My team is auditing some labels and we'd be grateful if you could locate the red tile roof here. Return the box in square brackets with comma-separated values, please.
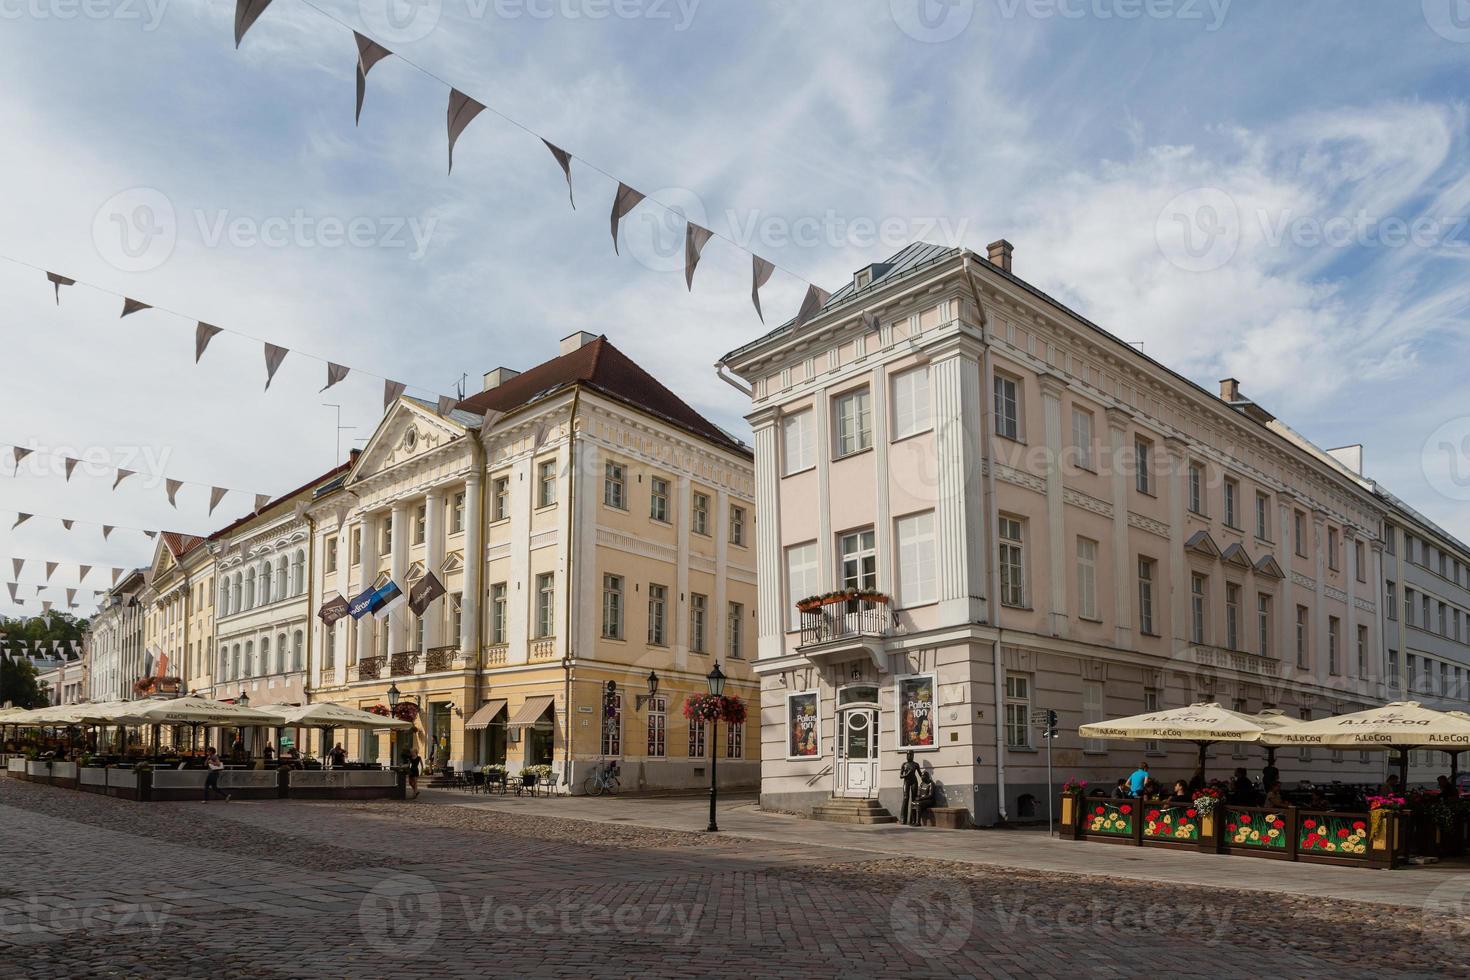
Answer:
[455, 336, 747, 455]
[160, 532, 206, 559]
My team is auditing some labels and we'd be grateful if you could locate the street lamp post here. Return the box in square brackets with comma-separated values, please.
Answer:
[705, 662, 726, 833]
[387, 683, 401, 768]
[237, 690, 250, 759]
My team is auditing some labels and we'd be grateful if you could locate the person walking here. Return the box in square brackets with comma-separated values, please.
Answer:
[203, 747, 230, 803]
[408, 750, 423, 799]
[1126, 762, 1149, 798]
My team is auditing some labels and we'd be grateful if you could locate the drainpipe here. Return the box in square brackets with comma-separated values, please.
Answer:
[304, 512, 315, 709]
[561, 389, 582, 788]
[964, 253, 1008, 824]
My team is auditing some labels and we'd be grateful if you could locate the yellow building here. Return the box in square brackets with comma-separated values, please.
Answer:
[140, 533, 212, 700]
[308, 333, 758, 791]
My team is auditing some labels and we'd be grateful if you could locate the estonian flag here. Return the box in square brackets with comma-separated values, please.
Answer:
[348, 587, 378, 621]
[371, 580, 407, 620]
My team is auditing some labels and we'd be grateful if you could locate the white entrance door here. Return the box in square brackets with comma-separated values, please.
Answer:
[837, 708, 878, 798]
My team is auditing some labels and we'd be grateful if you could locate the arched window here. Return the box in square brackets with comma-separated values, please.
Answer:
[261, 562, 272, 604]
[276, 557, 288, 602]
[292, 630, 304, 671]
[260, 637, 270, 675]
[231, 644, 241, 680]
[243, 569, 256, 611]
[244, 640, 254, 676]
[218, 648, 228, 679]
[219, 580, 230, 615]
[276, 633, 287, 674]
[292, 550, 306, 596]
[231, 575, 242, 615]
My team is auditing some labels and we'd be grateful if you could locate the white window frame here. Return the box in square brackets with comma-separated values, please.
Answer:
[782, 410, 816, 475]
[649, 477, 669, 523]
[994, 373, 1021, 440]
[1004, 673, 1032, 750]
[833, 387, 873, 458]
[1076, 537, 1098, 620]
[602, 574, 623, 640]
[1070, 406, 1094, 471]
[895, 511, 936, 608]
[999, 515, 1026, 608]
[603, 462, 627, 510]
[534, 573, 555, 638]
[785, 542, 819, 630]
[648, 584, 668, 646]
[537, 459, 557, 508]
[890, 365, 931, 440]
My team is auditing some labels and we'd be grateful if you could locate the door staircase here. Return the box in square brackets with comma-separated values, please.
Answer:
[810, 796, 897, 825]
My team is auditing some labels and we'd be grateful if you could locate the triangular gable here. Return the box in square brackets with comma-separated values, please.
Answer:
[406, 561, 426, 582]
[1220, 542, 1253, 569]
[373, 571, 392, 589]
[147, 538, 174, 581]
[348, 399, 470, 486]
[440, 552, 464, 575]
[1184, 530, 1221, 558]
[1253, 554, 1285, 579]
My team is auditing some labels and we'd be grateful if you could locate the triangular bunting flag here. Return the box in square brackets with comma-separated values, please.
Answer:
[263, 342, 289, 390]
[41, 600, 52, 613]
[64, 456, 78, 481]
[102, 525, 114, 541]
[113, 468, 135, 491]
[543, 140, 575, 209]
[384, 380, 406, 410]
[144, 530, 156, 539]
[11, 559, 22, 578]
[112, 568, 123, 585]
[794, 284, 832, 329]
[321, 362, 349, 392]
[5, 584, 14, 603]
[234, 0, 273, 48]
[437, 395, 457, 417]
[684, 222, 713, 291]
[79, 565, 91, 581]
[121, 297, 151, 317]
[61, 519, 73, 531]
[254, 493, 271, 513]
[11, 513, 30, 530]
[751, 255, 775, 323]
[166, 478, 183, 508]
[209, 487, 229, 515]
[610, 183, 646, 255]
[45, 562, 57, 582]
[12, 446, 32, 474]
[195, 322, 223, 363]
[46, 271, 75, 304]
[66, 588, 76, 607]
[447, 89, 486, 174]
[354, 32, 393, 125]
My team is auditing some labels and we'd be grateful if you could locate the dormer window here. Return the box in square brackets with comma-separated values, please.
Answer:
[854, 269, 872, 289]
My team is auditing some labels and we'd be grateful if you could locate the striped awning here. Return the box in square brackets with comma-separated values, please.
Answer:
[507, 695, 555, 728]
[464, 699, 508, 731]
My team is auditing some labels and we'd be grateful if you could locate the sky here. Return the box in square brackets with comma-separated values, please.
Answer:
[3, 0, 1470, 619]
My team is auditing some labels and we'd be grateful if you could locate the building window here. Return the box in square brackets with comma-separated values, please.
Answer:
[1294, 511, 1307, 557]
[1071, 407, 1094, 471]
[1138, 558, 1156, 635]
[450, 492, 465, 534]
[728, 602, 744, 659]
[994, 373, 1020, 440]
[1357, 624, 1367, 676]
[1224, 478, 1239, 528]
[729, 505, 746, 547]
[648, 584, 668, 646]
[1143, 688, 1160, 753]
[785, 542, 819, 630]
[1354, 539, 1366, 583]
[890, 365, 931, 439]
[1135, 438, 1152, 494]
[324, 623, 336, 670]
[690, 593, 708, 653]
[535, 573, 555, 638]
[1386, 581, 1397, 621]
[450, 591, 463, 643]
[999, 516, 1026, 608]
[895, 511, 936, 607]
[492, 477, 510, 522]
[293, 631, 303, 671]
[1188, 462, 1204, 515]
[1251, 593, 1269, 657]
[602, 575, 623, 640]
[1299, 708, 1313, 763]
[603, 462, 626, 510]
[1076, 537, 1098, 620]
[537, 460, 557, 507]
[1255, 492, 1270, 540]
[1226, 582, 1241, 651]
[692, 492, 710, 536]
[1405, 587, 1415, 626]
[489, 585, 505, 644]
[726, 721, 743, 759]
[1327, 527, 1340, 571]
[1385, 527, 1396, 555]
[1082, 680, 1105, 753]
[1004, 673, 1031, 749]
[381, 515, 393, 555]
[1389, 649, 1399, 689]
[1295, 605, 1309, 668]
[602, 692, 622, 757]
[833, 388, 873, 457]
[413, 504, 426, 545]
[782, 410, 816, 475]
[325, 538, 338, 574]
[688, 718, 707, 758]
[649, 477, 669, 522]
[839, 528, 877, 593]
[1190, 574, 1208, 644]
[646, 696, 666, 757]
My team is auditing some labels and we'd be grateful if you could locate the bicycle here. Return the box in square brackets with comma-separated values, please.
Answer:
[583, 762, 620, 797]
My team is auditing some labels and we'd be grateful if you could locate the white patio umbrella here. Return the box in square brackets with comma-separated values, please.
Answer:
[1261, 701, 1470, 788]
[109, 695, 284, 726]
[253, 702, 411, 762]
[1080, 701, 1289, 770]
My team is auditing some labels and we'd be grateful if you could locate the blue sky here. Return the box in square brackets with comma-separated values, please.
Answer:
[3, 0, 1470, 616]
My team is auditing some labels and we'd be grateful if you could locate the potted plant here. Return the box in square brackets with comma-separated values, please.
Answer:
[518, 766, 538, 790]
[1059, 778, 1087, 836]
[1367, 794, 1408, 867]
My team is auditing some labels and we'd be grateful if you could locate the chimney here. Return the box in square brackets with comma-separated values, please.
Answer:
[1218, 378, 1241, 402]
[560, 331, 598, 356]
[986, 239, 1014, 273]
[482, 367, 520, 391]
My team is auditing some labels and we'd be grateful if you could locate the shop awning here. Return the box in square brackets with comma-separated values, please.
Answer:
[465, 699, 508, 731]
[507, 695, 555, 728]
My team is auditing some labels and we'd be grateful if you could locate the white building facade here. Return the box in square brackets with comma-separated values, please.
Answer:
[87, 569, 148, 702]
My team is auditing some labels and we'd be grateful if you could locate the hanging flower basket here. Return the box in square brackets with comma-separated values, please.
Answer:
[365, 704, 391, 717]
[393, 702, 420, 723]
[683, 694, 747, 725]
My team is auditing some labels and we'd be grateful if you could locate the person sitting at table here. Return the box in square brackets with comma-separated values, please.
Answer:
[1126, 762, 1150, 798]
[1112, 777, 1130, 799]
[1379, 774, 1401, 797]
[1227, 767, 1258, 805]
[1169, 780, 1191, 803]
[1264, 781, 1288, 809]
[1438, 774, 1460, 799]
[329, 743, 347, 768]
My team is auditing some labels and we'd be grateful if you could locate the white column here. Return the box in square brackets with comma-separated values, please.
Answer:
[356, 515, 378, 666]
[753, 417, 784, 661]
[389, 500, 409, 656]
[1039, 374, 1068, 638]
[1165, 437, 1188, 646]
[1107, 409, 1133, 648]
[930, 346, 986, 625]
[814, 391, 834, 591]
[1313, 512, 1328, 687]
[714, 487, 730, 661]
[1278, 501, 1295, 670]
[675, 474, 692, 671]
[424, 490, 444, 650]
[461, 471, 483, 658]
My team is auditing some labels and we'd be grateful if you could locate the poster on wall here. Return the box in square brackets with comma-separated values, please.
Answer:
[788, 692, 819, 758]
[898, 674, 936, 748]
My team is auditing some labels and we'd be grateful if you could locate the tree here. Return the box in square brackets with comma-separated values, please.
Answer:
[0, 656, 47, 709]
[0, 613, 90, 709]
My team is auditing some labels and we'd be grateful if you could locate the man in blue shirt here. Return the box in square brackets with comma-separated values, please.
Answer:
[1127, 763, 1150, 797]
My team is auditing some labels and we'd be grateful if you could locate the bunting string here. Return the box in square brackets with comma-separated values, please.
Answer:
[3, 510, 187, 541]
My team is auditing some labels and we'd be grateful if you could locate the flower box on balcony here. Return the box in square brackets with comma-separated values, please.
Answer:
[795, 590, 890, 613]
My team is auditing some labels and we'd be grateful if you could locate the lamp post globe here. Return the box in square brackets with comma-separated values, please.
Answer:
[647, 670, 659, 697]
[706, 662, 726, 697]
[387, 683, 401, 709]
[237, 690, 249, 708]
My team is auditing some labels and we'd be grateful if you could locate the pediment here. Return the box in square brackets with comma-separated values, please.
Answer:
[1220, 542, 1253, 569]
[406, 561, 426, 582]
[441, 552, 464, 574]
[148, 540, 174, 580]
[1253, 554, 1285, 579]
[1184, 530, 1221, 558]
[349, 400, 469, 484]
[373, 571, 392, 589]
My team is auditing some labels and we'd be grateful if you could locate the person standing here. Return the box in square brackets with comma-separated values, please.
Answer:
[203, 747, 230, 803]
[1126, 762, 1149, 797]
[898, 751, 920, 824]
[408, 750, 423, 799]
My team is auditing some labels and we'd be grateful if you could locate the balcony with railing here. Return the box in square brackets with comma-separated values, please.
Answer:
[355, 656, 384, 681]
[795, 591, 893, 672]
[424, 646, 458, 673]
[1186, 643, 1281, 677]
[530, 638, 558, 662]
[484, 643, 509, 668]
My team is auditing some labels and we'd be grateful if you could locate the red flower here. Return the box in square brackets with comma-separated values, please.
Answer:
[1240, 814, 1251, 824]
[1119, 804, 1132, 814]
[1095, 806, 1105, 815]
[1147, 810, 1161, 820]
[1273, 820, 1285, 830]
[1186, 808, 1197, 818]
[1352, 821, 1365, 831]
[1337, 828, 1350, 839]
[1303, 819, 1316, 829]
[1226, 823, 1237, 832]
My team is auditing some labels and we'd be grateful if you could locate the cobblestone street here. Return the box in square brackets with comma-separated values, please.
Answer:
[0, 778, 1463, 978]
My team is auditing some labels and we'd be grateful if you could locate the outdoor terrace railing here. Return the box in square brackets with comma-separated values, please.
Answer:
[424, 646, 458, 673]
[484, 644, 509, 667]
[797, 598, 892, 649]
[355, 656, 384, 681]
[389, 651, 419, 676]
[530, 639, 557, 661]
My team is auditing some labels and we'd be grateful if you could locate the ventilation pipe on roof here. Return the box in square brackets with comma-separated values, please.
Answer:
[986, 239, 1014, 273]
[560, 331, 598, 356]
[483, 367, 520, 391]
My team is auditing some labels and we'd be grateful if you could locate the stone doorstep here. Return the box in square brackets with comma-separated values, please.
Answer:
[809, 797, 897, 825]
